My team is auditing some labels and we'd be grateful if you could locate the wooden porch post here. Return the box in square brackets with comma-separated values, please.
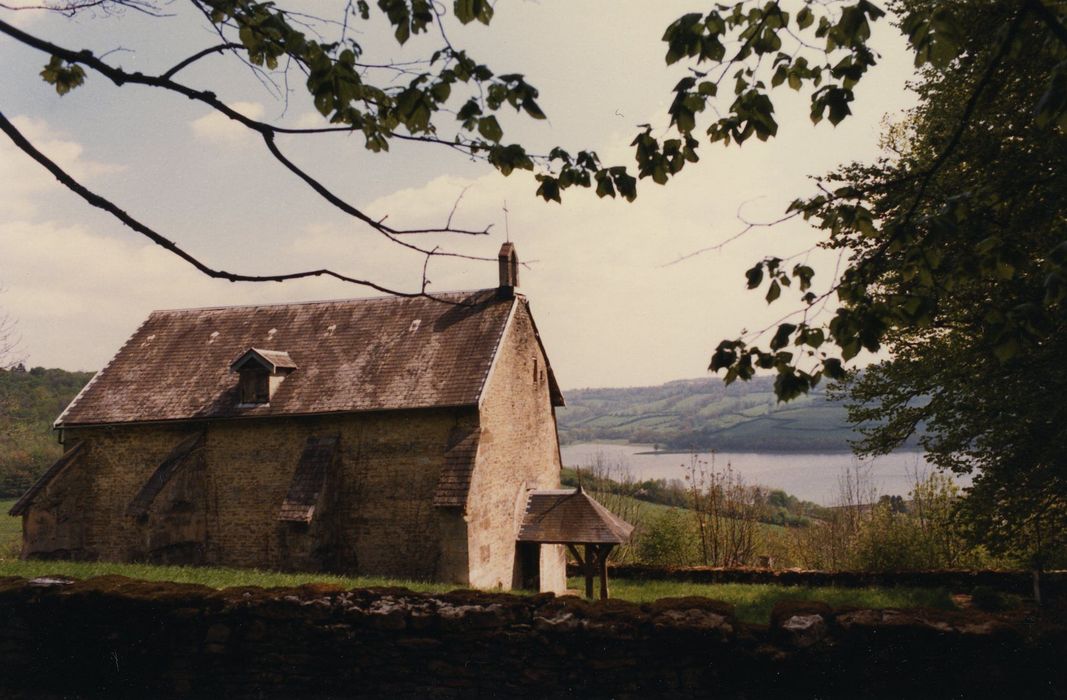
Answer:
[598, 544, 614, 600]
[583, 543, 595, 599]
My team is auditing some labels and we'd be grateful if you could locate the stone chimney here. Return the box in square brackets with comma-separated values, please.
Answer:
[498, 242, 519, 297]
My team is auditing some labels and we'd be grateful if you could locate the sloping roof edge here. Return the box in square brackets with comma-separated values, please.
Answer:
[126, 432, 206, 518]
[278, 435, 340, 523]
[517, 488, 634, 545]
[475, 295, 519, 410]
[520, 297, 565, 407]
[475, 295, 564, 409]
[432, 425, 481, 508]
[54, 316, 151, 428]
[9, 440, 86, 516]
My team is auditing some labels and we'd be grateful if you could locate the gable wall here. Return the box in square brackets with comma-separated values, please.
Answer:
[48, 407, 476, 581]
[466, 301, 566, 592]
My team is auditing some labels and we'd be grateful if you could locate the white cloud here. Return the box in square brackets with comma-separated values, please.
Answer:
[0, 218, 364, 370]
[190, 101, 266, 144]
[0, 116, 122, 219]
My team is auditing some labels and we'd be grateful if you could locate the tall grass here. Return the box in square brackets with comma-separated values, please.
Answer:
[573, 578, 955, 624]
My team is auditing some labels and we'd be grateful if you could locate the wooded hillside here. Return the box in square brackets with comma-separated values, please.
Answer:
[0, 366, 94, 497]
[557, 376, 916, 452]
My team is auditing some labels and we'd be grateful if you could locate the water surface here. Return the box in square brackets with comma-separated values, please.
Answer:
[560, 443, 972, 506]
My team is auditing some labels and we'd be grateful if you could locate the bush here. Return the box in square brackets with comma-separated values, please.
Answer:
[636, 509, 699, 567]
[968, 586, 1022, 612]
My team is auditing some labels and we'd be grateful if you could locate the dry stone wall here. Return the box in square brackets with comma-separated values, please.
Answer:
[0, 575, 1063, 699]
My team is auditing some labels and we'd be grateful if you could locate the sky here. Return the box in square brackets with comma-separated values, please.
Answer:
[0, 1, 917, 390]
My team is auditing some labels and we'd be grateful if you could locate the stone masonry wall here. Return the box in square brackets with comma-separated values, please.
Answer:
[46, 408, 478, 581]
[468, 299, 566, 592]
[0, 575, 1063, 699]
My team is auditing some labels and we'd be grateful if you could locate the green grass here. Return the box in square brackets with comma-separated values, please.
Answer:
[0, 558, 460, 593]
[2, 497, 952, 624]
[580, 578, 956, 624]
[1, 499, 19, 560]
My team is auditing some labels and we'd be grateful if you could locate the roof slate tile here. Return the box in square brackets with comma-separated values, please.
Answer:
[58, 289, 515, 426]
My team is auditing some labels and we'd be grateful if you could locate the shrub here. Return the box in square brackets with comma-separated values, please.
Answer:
[636, 509, 699, 567]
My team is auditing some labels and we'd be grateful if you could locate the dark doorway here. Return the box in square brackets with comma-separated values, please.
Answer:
[515, 542, 540, 591]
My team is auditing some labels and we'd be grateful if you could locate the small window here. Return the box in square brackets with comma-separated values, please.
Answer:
[239, 368, 270, 404]
[533, 358, 539, 384]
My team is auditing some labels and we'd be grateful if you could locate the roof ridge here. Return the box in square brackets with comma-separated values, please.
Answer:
[149, 288, 497, 315]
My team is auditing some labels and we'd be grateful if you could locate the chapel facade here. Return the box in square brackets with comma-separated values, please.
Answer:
[11, 244, 570, 592]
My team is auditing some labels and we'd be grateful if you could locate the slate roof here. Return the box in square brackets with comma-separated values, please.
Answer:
[517, 488, 635, 545]
[57, 289, 561, 427]
[278, 435, 339, 523]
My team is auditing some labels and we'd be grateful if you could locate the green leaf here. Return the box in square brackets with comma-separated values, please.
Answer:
[822, 357, 846, 380]
[745, 263, 764, 289]
[477, 115, 503, 142]
[770, 323, 797, 350]
[40, 55, 86, 96]
[765, 279, 781, 303]
[454, 0, 493, 25]
[709, 341, 738, 371]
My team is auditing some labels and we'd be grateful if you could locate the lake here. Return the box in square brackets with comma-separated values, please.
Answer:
[559, 443, 972, 506]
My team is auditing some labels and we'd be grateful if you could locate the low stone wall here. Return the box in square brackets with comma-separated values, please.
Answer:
[574, 563, 1067, 596]
[0, 575, 1063, 698]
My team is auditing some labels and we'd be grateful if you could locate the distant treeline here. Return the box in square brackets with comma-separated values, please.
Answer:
[560, 466, 831, 529]
[0, 366, 94, 498]
[557, 376, 921, 452]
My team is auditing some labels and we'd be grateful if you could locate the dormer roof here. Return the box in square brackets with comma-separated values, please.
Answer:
[230, 348, 298, 373]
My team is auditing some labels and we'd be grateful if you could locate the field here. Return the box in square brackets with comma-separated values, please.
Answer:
[0, 499, 18, 559]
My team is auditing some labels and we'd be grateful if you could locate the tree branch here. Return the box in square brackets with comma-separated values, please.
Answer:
[0, 0, 171, 17]
[0, 107, 434, 298]
[161, 42, 242, 79]
[0, 17, 496, 257]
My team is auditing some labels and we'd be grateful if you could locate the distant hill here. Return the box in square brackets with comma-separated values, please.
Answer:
[556, 376, 903, 453]
[0, 366, 94, 497]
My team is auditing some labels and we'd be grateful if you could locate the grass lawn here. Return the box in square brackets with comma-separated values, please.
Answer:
[584, 578, 956, 624]
[2, 497, 954, 623]
[1, 499, 19, 560]
[0, 557, 459, 593]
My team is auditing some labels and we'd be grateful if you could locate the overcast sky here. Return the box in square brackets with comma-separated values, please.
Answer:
[0, 2, 916, 389]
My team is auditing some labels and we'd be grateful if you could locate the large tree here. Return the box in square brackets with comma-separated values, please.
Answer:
[643, 0, 1067, 576]
[833, 0, 1067, 573]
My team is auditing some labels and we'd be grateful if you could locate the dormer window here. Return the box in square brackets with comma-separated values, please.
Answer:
[230, 348, 297, 405]
[240, 367, 270, 404]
